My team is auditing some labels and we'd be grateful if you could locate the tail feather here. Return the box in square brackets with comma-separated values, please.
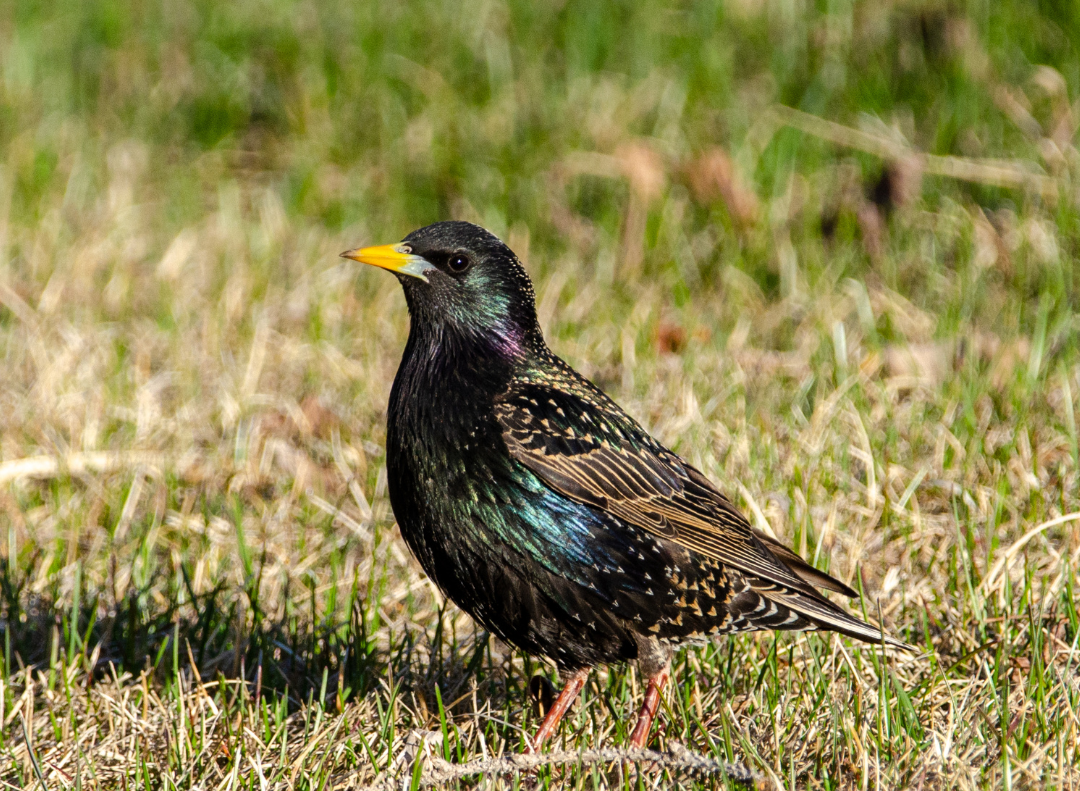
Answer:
[765, 585, 912, 650]
[750, 529, 910, 650]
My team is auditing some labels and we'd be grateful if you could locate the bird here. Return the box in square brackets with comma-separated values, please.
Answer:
[341, 221, 906, 751]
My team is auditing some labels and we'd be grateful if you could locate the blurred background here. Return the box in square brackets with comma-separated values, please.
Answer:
[1, 1, 1078, 788]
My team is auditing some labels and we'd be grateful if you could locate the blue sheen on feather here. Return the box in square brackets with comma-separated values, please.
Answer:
[455, 465, 634, 603]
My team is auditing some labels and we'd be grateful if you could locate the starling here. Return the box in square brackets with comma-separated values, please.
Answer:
[342, 222, 906, 750]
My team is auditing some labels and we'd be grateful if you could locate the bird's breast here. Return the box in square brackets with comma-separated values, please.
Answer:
[385, 341, 517, 546]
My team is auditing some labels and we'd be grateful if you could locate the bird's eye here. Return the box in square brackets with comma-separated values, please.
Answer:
[447, 254, 471, 273]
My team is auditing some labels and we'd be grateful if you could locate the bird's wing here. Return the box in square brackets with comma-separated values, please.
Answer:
[751, 528, 858, 597]
[495, 374, 855, 600]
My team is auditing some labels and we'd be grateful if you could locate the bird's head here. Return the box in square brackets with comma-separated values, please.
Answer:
[343, 221, 540, 356]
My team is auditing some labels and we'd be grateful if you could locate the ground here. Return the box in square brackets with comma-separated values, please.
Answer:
[1, 1, 1079, 788]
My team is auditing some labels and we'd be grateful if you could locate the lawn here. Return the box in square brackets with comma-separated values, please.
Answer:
[1, 0, 1079, 788]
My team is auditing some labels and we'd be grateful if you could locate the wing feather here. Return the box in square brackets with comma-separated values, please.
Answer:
[495, 379, 849, 601]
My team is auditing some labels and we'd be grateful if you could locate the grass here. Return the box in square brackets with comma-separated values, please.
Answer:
[1, 0, 1079, 787]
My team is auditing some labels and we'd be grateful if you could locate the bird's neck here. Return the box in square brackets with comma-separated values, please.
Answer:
[405, 312, 543, 388]
[390, 317, 531, 426]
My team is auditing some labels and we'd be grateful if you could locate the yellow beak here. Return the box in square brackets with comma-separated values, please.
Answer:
[340, 243, 436, 281]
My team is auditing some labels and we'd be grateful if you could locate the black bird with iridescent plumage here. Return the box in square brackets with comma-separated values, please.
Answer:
[342, 222, 906, 750]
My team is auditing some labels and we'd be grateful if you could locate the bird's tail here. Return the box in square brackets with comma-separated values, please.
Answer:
[764, 584, 913, 651]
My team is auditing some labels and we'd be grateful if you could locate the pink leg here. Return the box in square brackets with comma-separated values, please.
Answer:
[628, 664, 670, 748]
[526, 668, 590, 753]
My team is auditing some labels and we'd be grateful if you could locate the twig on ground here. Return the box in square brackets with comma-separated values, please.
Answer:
[341, 744, 758, 790]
